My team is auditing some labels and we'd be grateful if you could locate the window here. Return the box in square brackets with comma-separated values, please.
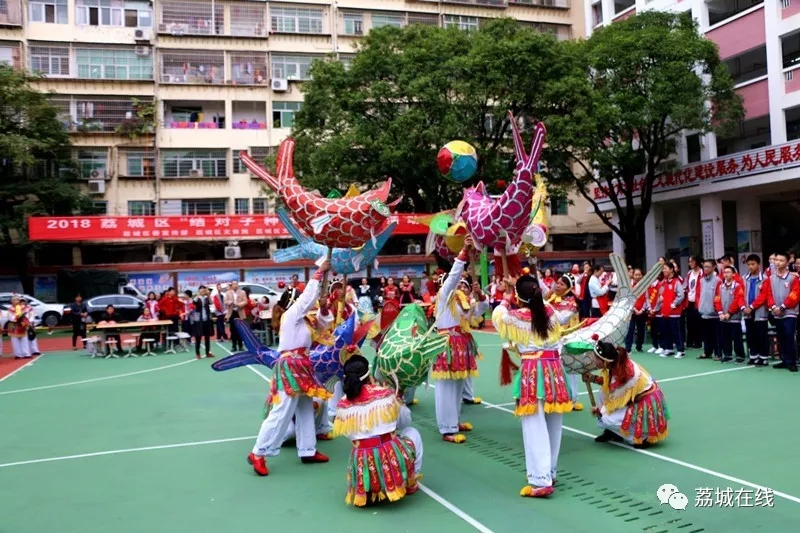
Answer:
[270, 6, 324, 34]
[271, 55, 313, 80]
[231, 2, 266, 36]
[550, 196, 568, 216]
[230, 53, 268, 84]
[128, 200, 155, 216]
[76, 0, 122, 27]
[272, 102, 302, 129]
[162, 149, 227, 178]
[0, 45, 20, 69]
[407, 13, 438, 26]
[253, 198, 268, 214]
[28, 44, 69, 76]
[181, 199, 227, 215]
[372, 13, 403, 29]
[126, 151, 154, 177]
[125, 1, 151, 27]
[76, 47, 153, 80]
[77, 150, 108, 179]
[343, 13, 363, 35]
[29, 0, 68, 24]
[235, 198, 250, 215]
[339, 54, 354, 70]
[686, 134, 702, 164]
[443, 15, 479, 31]
[89, 201, 108, 215]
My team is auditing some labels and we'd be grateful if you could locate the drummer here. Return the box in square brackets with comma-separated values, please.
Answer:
[587, 340, 670, 448]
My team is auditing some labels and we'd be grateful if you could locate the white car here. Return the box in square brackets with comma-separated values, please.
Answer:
[0, 293, 65, 328]
[210, 283, 283, 313]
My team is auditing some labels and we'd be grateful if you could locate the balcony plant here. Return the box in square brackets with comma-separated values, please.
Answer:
[115, 98, 157, 140]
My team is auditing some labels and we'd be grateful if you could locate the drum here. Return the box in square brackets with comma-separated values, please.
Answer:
[559, 351, 599, 375]
[375, 304, 448, 391]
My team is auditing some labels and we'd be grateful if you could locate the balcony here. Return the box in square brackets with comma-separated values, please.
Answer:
[737, 77, 768, 120]
[437, 0, 508, 7]
[231, 101, 267, 130]
[51, 95, 153, 134]
[0, 0, 22, 26]
[158, 0, 224, 36]
[0, 42, 21, 69]
[706, 0, 764, 28]
[717, 115, 770, 156]
[160, 50, 224, 84]
[229, 52, 269, 85]
[725, 46, 767, 86]
[706, 4, 764, 59]
[781, 0, 800, 20]
[509, 0, 570, 8]
[163, 100, 225, 130]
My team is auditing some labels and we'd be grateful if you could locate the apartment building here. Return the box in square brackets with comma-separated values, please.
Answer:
[1, 0, 596, 265]
[587, 0, 800, 270]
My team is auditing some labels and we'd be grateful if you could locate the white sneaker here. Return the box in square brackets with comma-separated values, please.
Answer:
[655, 348, 664, 355]
[660, 350, 673, 357]
[647, 347, 657, 353]
[674, 352, 685, 359]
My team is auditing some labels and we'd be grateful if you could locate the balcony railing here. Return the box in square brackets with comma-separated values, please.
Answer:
[160, 50, 224, 84]
[50, 96, 154, 133]
[0, 0, 22, 26]
[158, 0, 225, 36]
[510, 0, 570, 8]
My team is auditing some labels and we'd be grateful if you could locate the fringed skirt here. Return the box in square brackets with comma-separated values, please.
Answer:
[513, 352, 574, 416]
[270, 350, 332, 405]
[346, 433, 418, 507]
[431, 327, 480, 380]
[616, 385, 669, 444]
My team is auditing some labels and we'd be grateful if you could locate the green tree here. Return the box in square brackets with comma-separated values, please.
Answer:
[0, 66, 89, 267]
[292, 19, 563, 212]
[541, 11, 744, 265]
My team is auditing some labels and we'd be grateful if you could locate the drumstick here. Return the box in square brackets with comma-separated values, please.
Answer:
[320, 248, 333, 299]
[583, 373, 598, 409]
[499, 230, 509, 278]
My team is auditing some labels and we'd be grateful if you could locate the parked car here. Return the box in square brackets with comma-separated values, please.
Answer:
[119, 283, 147, 301]
[0, 293, 65, 328]
[85, 294, 144, 323]
[0, 303, 43, 333]
[210, 283, 282, 313]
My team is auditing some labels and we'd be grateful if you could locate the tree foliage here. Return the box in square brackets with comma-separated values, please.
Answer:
[292, 19, 566, 212]
[541, 11, 744, 264]
[0, 66, 89, 255]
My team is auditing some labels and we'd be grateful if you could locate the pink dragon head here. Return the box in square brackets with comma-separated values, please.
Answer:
[456, 112, 546, 251]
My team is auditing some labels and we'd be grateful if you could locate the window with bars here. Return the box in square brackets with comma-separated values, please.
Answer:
[29, 0, 68, 24]
[549, 196, 568, 216]
[519, 20, 571, 40]
[270, 6, 324, 34]
[272, 102, 302, 129]
[407, 13, 438, 26]
[233, 147, 269, 173]
[231, 2, 266, 36]
[76, 47, 153, 80]
[342, 13, 363, 35]
[29, 44, 70, 76]
[125, 151, 154, 177]
[159, 0, 223, 35]
[230, 53, 269, 85]
[372, 13, 403, 29]
[234, 198, 250, 215]
[160, 50, 224, 84]
[75, 97, 146, 132]
[0, 44, 21, 69]
[76, 0, 151, 28]
[271, 55, 313, 80]
[77, 150, 108, 178]
[89, 201, 108, 215]
[339, 53, 355, 70]
[128, 200, 155, 215]
[162, 149, 227, 178]
[181, 199, 227, 215]
[0, 0, 22, 25]
[252, 198, 269, 214]
[443, 15, 479, 31]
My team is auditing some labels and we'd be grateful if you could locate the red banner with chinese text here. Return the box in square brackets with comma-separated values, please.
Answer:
[28, 214, 430, 242]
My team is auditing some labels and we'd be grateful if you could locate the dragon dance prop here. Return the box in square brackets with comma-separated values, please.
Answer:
[211, 313, 375, 391]
[374, 304, 448, 392]
[414, 211, 458, 261]
[560, 254, 662, 375]
[517, 172, 550, 259]
[272, 208, 396, 275]
[240, 138, 402, 249]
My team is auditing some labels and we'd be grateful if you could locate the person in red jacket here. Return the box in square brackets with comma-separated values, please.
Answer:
[657, 262, 685, 358]
[158, 287, 182, 338]
[624, 268, 647, 353]
[714, 265, 745, 363]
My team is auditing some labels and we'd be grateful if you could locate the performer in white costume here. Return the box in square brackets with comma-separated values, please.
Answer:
[247, 261, 334, 476]
[462, 377, 481, 404]
[432, 237, 490, 443]
[493, 273, 573, 498]
[546, 274, 584, 411]
[284, 398, 333, 443]
[334, 354, 423, 507]
[24, 301, 41, 356]
[8, 296, 31, 359]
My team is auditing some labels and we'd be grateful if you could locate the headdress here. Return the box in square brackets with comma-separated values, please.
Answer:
[560, 273, 576, 289]
[343, 354, 370, 381]
[593, 337, 617, 363]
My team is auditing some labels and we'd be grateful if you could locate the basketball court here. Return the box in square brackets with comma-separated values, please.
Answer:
[1, 330, 798, 532]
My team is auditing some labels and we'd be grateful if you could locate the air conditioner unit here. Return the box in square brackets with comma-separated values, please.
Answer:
[88, 179, 106, 194]
[162, 74, 173, 83]
[224, 246, 242, 259]
[134, 29, 152, 41]
[271, 78, 288, 92]
[89, 169, 107, 180]
[188, 168, 204, 178]
[152, 254, 170, 263]
[158, 24, 168, 32]
[135, 45, 151, 56]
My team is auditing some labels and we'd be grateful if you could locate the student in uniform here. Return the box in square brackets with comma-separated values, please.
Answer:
[742, 255, 769, 366]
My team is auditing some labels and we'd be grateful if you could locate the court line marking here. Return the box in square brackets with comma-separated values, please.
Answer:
[0, 358, 196, 396]
[216, 342, 496, 533]
[480, 400, 800, 506]
[574, 365, 754, 397]
[0, 355, 43, 383]
[0, 436, 255, 469]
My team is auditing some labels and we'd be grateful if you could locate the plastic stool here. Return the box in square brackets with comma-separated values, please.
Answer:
[104, 339, 119, 359]
[142, 338, 155, 356]
[164, 336, 179, 354]
[176, 332, 192, 352]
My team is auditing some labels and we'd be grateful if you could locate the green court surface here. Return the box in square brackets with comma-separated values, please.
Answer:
[1, 331, 799, 532]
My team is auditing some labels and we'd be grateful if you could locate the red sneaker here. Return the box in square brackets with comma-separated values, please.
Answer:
[247, 453, 269, 476]
[301, 451, 329, 464]
[206, 352, 214, 358]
